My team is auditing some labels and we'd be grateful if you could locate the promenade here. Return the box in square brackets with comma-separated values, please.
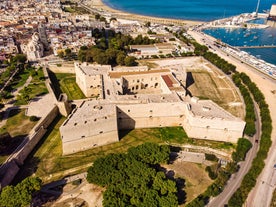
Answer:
[237, 45, 276, 49]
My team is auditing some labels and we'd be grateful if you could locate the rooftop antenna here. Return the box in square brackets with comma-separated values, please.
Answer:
[255, 0, 261, 17]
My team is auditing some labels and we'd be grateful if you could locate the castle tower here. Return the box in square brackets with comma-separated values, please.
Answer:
[38, 24, 48, 50]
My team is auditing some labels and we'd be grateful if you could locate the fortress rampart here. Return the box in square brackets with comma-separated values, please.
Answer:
[0, 106, 59, 188]
[58, 62, 246, 155]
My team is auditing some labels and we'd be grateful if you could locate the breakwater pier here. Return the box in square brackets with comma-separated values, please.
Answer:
[237, 45, 276, 49]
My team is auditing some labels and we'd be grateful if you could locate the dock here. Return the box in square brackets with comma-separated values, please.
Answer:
[237, 45, 276, 49]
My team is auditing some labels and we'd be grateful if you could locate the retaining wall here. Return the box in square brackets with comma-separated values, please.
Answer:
[0, 106, 59, 189]
[48, 64, 75, 74]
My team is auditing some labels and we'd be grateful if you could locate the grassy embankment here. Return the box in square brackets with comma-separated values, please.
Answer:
[55, 73, 85, 100]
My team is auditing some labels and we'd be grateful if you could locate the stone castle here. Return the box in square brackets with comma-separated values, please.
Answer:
[59, 62, 245, 155]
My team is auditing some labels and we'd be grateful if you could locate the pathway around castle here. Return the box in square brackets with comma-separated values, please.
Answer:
[207, 101, 261, 207]
[188, 29, 276, 206]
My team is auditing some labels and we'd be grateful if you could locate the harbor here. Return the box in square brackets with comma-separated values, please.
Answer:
[196, 10, 276, 79]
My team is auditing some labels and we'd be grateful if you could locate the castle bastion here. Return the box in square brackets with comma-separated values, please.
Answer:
[59, 62, 245, 155]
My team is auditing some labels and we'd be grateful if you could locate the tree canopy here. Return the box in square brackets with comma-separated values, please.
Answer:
[0, 177, 42, 207]
[78, 30, 159, 66]
[87, 143, 178, 207]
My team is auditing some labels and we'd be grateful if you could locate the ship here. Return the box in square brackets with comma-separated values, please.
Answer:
[267, 4, 276, 27]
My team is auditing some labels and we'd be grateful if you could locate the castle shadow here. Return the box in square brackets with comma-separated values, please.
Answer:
[185, 72, 195, 97]
[0, 133, 26, 157]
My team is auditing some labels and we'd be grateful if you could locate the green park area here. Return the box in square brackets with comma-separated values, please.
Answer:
[15, 68, 48, 105]
[54, 73, 85, 100]
[0, 109, 37, 136]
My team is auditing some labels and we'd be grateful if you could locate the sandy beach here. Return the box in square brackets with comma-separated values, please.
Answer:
[83, 0, 203, 26]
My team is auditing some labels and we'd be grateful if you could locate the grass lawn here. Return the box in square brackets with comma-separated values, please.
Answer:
[187, 69, 244, 119]
[0, 155, 8, 165]
[14, 68, 48, 105]
[55, 73, 85, 100]
[0, 109, 37, 137]
[163, 162, 213, 205]
[15, 82, 48, 105]
[10, 70, 30, 89]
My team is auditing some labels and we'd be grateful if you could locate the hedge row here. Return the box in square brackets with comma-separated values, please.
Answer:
[232, 73, 256, 136]
[203, 51, 236, 74]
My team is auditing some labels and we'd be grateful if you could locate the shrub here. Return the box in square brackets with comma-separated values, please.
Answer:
[205, 153, 219, 162]
[29, 116, 40, 122]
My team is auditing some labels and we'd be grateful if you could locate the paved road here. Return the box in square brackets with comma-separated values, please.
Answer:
[208, 101, 261, 207]
[246, 134, 276, 207]
[0, 67, 19, 93]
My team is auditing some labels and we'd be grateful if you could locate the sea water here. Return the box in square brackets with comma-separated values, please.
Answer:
[103, 0, 276, 65]
[203, 27, 276, 65]
[103, 0, 275, 21]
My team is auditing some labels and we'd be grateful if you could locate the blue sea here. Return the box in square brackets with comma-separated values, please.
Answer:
[103, 0, 275, 21]
[103, 0, 276, 65]
[203, 26, 276, 65]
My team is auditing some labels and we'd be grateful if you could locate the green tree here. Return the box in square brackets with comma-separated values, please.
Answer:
[124, 56, 137, 66]
[87, 143, 178, 207]
[116, 52, 126, 65]
[95, 13, 100, 20]
[64, 48, 72, 57]
[145, 21, 151, 27]
[78, 49, 87, 62]
[0, 177, 42, 207]
[57, 50, 64, 58]
[94, 52, 109, 65]
[13, 54, 27, 64]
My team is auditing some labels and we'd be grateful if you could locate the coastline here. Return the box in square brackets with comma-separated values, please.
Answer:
[84, 0, 204, 26]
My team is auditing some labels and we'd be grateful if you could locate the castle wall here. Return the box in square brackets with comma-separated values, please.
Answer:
[75, 64, 102, 97]
[60, 102, 119, 155]
[0, 106, 59, 188]
[118, 116, 183, 129]
[60, 115, 117, 141]
[117, 102, 185, 129]
[48, 64, 75, 73]
[15, 106, 59, 165]
[160, 76, 172, 94]
[183, 113, 245, 143]
[62, 130, 118, 155]
[122, 73, 162, 94]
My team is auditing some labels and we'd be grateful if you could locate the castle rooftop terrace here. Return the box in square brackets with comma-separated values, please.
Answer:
[115, 92, 180, 103]
[62, 100, 116, 127]
[78, 63, 112, 75]
[109, 69, 170, 79]
[188, 99, 239, 120]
